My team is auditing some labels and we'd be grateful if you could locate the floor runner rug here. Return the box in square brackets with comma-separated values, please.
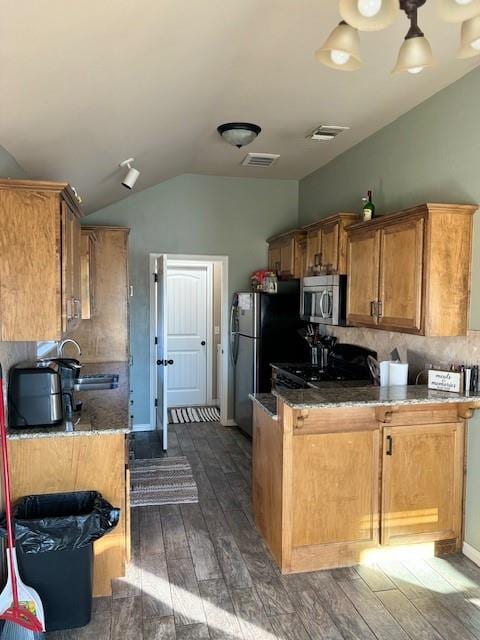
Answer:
[130, 456, 198, 507]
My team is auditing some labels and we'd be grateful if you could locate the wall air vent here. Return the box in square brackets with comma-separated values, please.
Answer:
[241, 153, 280, 168]
[308, 125, 350, 142]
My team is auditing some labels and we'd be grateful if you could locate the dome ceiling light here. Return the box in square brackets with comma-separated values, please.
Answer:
[317, 0, 480, 75]
[217, 122, 261, 148]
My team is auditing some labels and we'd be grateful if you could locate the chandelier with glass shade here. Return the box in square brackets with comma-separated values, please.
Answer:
[316, 0, 480, 74]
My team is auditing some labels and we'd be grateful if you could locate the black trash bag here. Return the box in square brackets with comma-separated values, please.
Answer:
[0, 490, 120, 553]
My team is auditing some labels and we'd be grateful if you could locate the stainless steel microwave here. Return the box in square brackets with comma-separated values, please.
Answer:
[300, 275, 347, 325]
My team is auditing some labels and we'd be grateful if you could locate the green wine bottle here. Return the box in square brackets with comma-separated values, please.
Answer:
[362, 190, 375, 221]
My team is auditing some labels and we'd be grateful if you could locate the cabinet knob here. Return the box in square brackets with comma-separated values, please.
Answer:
[201, 341, 206, 346]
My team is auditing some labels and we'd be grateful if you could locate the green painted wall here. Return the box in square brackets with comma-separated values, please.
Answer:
[299, 65, 480, 553]
[0, 144, 27, 178]
[87, 173, 299, 425]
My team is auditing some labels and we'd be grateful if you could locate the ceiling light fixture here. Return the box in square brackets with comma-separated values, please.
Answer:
[119, 158, 140, 190]
[318, 0, 480, 75]
[458, 13, 480, 55]
[339, 0, 399, 30]
[393, 2, 435, 73]
[217, 122, 261, 148]
[314, 21, 362, 70]
[439, 0, 480, 22]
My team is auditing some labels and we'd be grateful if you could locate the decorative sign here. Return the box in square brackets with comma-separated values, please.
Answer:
[428, 369, 462, 393]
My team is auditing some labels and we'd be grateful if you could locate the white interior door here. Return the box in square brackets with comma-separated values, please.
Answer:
[155, 256, 168, 449]
[167, 266, 208, 407]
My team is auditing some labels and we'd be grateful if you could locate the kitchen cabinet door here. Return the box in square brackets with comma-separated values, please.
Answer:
[320, 221, 339, 273]
[347, 228, 380, 327]
[378, 216, 424, 333]
[268, 243, 281, 273]
[305, 229, 321, 275]
[381, 423, 464, 546]
[62, 200, 82, 332]
[292, 429, 380, 547]
[81, 230, 97, 319]
[280, 237, 295, 277]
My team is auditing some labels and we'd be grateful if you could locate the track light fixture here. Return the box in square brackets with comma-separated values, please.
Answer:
[119, 158, 140, 190]
[317, 0, 480, 75]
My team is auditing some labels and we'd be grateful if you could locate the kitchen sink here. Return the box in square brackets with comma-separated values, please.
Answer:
[74, 373, 119, 391]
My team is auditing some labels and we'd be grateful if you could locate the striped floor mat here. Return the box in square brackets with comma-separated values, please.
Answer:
[130, 456, 198, 507]
[168, 406, 220, 424]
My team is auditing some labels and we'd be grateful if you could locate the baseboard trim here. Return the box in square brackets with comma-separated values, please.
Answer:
[462, 541, 480, 566]
[132, 423, 154, 432]
[221, 419, 237, 427]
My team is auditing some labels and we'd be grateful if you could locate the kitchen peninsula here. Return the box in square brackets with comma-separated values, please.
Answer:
[252, 386, 480, 574]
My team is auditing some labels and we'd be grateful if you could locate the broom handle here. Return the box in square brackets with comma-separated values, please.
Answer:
[0, 365, 20, 605]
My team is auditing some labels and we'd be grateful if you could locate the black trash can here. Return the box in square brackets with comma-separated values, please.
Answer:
[1, 491, 120, 632]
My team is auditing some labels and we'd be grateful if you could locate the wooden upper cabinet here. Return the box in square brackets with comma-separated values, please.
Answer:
[0, 179, 83, 341]
[62, 200, 82, 333]
[267, 229, 306, 279]
[347, 203, 477, 336]
[347, 227, 380, 327]
[80, 229, 97, 320]
[303, 213, 358, 276]
[381, 422, 464, 546]
[378, 216, 424, 332]
[66, 227, 129, 363]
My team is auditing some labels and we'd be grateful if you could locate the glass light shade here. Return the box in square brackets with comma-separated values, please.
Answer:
[438, 0, 480, 23]
[315, 22, 362, 71]
[458, 14, 480, 57]
[217, 123, 261, 148]
[339, 0, 399, 31]
[392, 35, 435, 74]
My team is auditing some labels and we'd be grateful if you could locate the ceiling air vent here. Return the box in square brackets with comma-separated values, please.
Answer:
[241, 153, 280, 168]
[308, 125, 350, 142]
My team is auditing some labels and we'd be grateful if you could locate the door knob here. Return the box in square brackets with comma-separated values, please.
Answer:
[201, 341, 206, 346]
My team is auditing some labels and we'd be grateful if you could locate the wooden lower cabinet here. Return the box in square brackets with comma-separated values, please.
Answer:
[9, 434, 130, 597]
[381, 422, 464, 546]
[252, 401, 468, 574]
[292, 430, 379, 548]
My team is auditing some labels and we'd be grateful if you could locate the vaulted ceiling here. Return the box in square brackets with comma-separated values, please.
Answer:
[1, 1, 478, 212]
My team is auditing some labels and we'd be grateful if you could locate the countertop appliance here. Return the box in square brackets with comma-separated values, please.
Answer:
[8, 363, 63, 428]
[301, 274, 346, 325]
[273, 343, 377, 390]
[230, 281, 308, 436]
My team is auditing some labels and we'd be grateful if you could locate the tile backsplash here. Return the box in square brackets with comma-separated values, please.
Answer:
[327, 326, 480, 383]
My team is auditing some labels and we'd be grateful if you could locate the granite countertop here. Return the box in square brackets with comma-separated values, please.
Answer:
[7, 361, 130, 440]
[272, 384, 480, 410]
[249, 393, 278, 419]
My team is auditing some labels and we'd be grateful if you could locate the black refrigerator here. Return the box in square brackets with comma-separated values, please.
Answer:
[230, 281, 307, 436]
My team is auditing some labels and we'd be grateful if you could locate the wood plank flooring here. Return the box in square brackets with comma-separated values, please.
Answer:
[47, 422, 480, 640]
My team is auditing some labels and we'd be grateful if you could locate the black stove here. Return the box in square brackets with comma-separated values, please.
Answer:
[273, 344, 377, 390]
[280, 365, 339, 383]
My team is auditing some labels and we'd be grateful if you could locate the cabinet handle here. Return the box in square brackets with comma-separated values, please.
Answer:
[386, 435, 393, 456]
[275, 261, 281, 272]
[73, 298, 80, 319]
[314, 253, 322, 267]
[370, 301, 377, 318]
[377, 300, 383, 319]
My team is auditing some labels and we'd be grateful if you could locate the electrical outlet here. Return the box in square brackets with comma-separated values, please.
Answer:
[214, 326, 220, 335]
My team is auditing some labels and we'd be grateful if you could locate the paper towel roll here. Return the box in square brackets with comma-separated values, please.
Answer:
[379, 361, 391, 387]
[389, 362, 409, 386]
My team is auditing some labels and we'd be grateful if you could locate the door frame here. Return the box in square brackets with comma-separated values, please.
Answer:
[149, 253, 229, 430]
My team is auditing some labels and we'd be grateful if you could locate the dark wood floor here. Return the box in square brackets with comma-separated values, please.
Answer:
[48, 422, 480, 640]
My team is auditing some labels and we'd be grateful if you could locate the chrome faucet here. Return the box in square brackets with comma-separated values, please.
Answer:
[58, 339, 82, 358]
